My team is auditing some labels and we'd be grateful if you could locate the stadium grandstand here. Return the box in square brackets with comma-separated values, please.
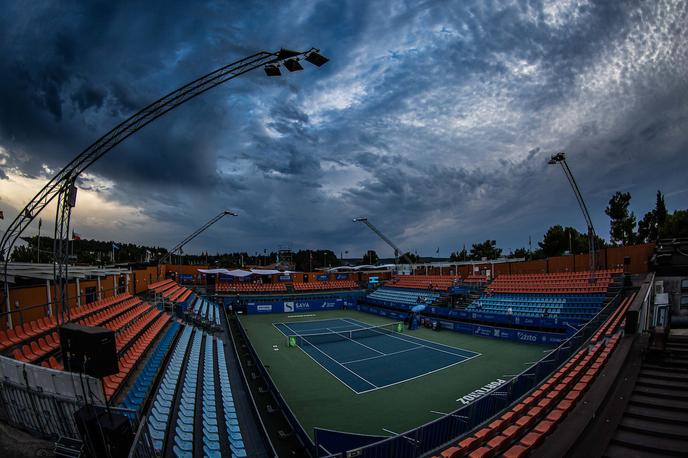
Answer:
[0, 9, 685, 457]
[2, 239, 685, 458]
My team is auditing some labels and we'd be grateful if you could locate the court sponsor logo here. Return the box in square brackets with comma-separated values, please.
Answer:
[456, 379, 507, 405]
[517, 332, 537, 342]
[256, 305, 273, 312]
[283, 302, 295, 312]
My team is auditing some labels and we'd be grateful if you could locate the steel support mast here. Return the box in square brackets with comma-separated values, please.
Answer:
[158, 210, 236, 273]
[353, 217, 415, 268]
[548, 152, 597, 282]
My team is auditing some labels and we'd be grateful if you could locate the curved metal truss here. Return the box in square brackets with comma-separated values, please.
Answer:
[1, 47, 325, 327]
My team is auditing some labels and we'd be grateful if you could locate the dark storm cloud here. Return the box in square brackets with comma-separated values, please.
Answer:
[1, 0, 687, 254]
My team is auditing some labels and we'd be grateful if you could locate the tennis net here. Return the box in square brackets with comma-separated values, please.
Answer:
[287, 322, 403, 348]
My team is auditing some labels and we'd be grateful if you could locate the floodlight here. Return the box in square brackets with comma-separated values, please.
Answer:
[283, 58, 304, 72]
[224, 210, 238, 216]
[305, 51, 329, 67]
[277, 49, 301, 60]
[353, 217, 368, 222]
[548, 152, 566, 164]
[264, 64, 281, 76]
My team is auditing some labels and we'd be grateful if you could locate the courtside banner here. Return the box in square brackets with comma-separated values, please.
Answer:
[246, 297, 350, 314]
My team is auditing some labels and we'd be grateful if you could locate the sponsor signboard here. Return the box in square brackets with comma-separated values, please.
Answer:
[246, 298, 347, 314]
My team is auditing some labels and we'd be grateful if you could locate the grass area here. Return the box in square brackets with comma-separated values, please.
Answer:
[238, 309, 550, 439]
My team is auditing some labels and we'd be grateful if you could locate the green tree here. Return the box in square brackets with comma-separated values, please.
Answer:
[449, 246, 469, 262]
[638, 190, 669, 243]
[469, 240, 502, 260]
[660, 209, 688, 238]
[361, 250, 379, 265]
[538, 225, 579, 257]
[605, 191, 636, 245]
[508, 247, 530, 259]
[293, 249, 341, 271]
[10, 245, 34, 262]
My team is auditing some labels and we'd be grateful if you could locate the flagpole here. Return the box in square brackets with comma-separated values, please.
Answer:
[37, 219, 41, 263]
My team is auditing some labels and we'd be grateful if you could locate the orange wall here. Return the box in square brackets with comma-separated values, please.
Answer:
[2, 266, 162, 330]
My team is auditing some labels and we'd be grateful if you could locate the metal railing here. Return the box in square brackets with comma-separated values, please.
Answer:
[127, 415, 159, 458]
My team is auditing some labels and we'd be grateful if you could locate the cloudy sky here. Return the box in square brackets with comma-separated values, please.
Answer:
[1, 0, 687, 258]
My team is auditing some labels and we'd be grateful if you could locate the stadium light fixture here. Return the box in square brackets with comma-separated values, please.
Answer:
[283, 59, 304, 72]
[264, 64, 281, 77]
[264, 48, 328, 76]
[305, 51, 329, 67]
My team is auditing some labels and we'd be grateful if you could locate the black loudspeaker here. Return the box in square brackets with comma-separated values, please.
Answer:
[74, 405, 134, 458]
[59, 323, 119, 378]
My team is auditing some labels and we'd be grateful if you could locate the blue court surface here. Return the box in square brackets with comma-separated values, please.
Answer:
[274, 318, 481, 394]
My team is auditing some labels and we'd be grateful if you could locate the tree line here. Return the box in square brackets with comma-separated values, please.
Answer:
[10, 190, 686, 266]
[446, 190, 687, 262]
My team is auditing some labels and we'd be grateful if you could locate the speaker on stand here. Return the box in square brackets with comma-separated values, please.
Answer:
[60, 323, 131, 458]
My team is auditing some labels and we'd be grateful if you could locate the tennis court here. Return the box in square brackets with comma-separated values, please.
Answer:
[274, 317, 480, 393]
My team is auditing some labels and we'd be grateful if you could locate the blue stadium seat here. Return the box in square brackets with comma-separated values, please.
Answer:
[147, 325, 193, 451]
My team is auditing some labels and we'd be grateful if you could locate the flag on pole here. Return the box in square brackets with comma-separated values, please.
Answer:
[72, 230, 81, 240]
[38, 218, 42, 229]
[436, 247, 440, 255]
[112, 243, 120, 251]
[0, 210, 4, 219]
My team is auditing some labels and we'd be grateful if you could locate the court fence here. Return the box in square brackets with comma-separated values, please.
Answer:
[317, 290, 624, 457]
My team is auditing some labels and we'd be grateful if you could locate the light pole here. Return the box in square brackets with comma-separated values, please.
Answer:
[157, 210, 237, 278]
[548, 152, 597, 282]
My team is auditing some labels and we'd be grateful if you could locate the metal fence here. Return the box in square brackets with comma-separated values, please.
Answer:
[320, 290, 623, 457]
[0, 356, 156, 457]
[127, 415, 159, 458]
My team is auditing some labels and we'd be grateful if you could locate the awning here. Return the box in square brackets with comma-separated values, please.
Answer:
[197, 268, 295, 277]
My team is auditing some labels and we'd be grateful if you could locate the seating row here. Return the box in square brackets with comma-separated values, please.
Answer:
[12, 331, 61, 363]
[114, 308, 164, 354]
[367, 287, 440, 306]
[119, 322, 180, 413]
[216, 283, 287, 293]
[466, 292, 606, 320]
[149, 326, 193, 451]
[0, 294, 133, 352]
[190, 297, 222, 329]
[293, 280, 359, 291]
[77, 297, 142, 328]
[148, 278, 175, 291]
[389, 275, 459, 291]
[102, 313, 169, 400]
[217, 338, 247, 456]
[172, 329, 201, 456]
[147, 327, 247, 456]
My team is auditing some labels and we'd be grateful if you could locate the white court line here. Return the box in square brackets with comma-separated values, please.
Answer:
[324, 327, 386, 356]
[274, 317, 345, 325]
[430, 410, 449, 416]
[382, 428, 398, 435]
[286, 314, 317, 318]
[341, 318, 482, 359]
[278, 322, 378, 393]
[354, 352, 482, 395]
[341, 345, 423, 365]
[275, 318, 481, 395]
